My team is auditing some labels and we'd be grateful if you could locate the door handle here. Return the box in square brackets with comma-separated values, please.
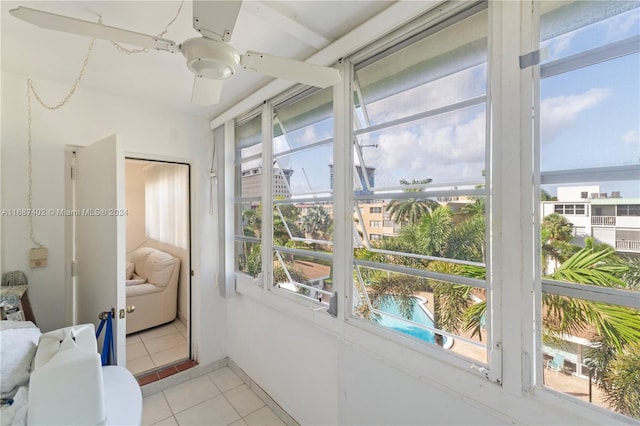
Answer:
[118, 305, 136, 319]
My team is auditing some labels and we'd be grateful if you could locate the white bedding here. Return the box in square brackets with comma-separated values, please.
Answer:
[0, 321, 40, 426]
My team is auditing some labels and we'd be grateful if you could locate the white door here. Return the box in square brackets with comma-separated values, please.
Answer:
[75, 135, 127, 365]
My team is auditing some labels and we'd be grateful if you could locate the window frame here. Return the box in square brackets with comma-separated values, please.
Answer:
[220, 1, 639, 420]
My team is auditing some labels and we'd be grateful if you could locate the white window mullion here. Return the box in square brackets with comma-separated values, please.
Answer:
[221, 122, 235, 298]
[531, 0, 543, 391]
[262, 101, 274, 290]
[487, 0, 536, 392]
[333, 59, 354, 323]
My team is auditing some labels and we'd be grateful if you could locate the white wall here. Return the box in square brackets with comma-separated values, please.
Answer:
[0, 71, 225, 365]
[227, 293, 622, 425]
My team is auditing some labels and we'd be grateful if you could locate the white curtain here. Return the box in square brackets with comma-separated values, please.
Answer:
[144, 163, 189, 249]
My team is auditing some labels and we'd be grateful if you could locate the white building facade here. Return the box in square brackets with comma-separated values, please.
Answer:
[542, 186, 640, 255]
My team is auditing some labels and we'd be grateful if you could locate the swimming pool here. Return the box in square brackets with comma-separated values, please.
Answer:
[374, 296, 445, 345]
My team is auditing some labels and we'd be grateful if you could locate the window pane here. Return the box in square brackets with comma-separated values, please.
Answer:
[539, 2, 640, 418]
[351, 6, 488, 359]
[541, 54, 640, 172]
[541, 291, 640, 417]
[355, 104, 486, 189]
[356, 11, 487, 125]
[236, 241, 261, 278]
[275, 143, 333, 195]
[274, 251, 333, 303]
[353, 264, 487, 364]
[540, 2, 640, 63]
[235, 114, 263, 281]
[236, 202, 261, 238]
[272, 88, 334, 299]
[273, 201, 333, 249]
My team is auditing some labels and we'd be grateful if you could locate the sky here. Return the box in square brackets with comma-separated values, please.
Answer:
[244, 3, 640, 200]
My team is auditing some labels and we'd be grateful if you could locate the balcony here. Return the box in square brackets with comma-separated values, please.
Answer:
[616, 240, 640, 253]
[591, 216, 616, 226]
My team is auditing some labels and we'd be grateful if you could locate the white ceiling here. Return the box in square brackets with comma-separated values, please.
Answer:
[1, 1, 392, 118]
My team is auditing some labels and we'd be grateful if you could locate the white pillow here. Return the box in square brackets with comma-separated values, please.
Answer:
[0, 325, 41, 398]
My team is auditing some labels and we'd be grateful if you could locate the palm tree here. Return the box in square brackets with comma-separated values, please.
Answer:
[542, 213, 573, 243]
[418, 205, 453, 256]
[544, 247, 638, 352]
[602, 343, 640, 418]
[458, 197, 485, 219]
[273, 204, 301, 246]
[461, 246, 640, 416]
[446, 214, 485, 262]
[428, 261, 475, 337]
[385, 178, 438, 226]
[299, 204, 332, 250]
[541, 213, 576, 273]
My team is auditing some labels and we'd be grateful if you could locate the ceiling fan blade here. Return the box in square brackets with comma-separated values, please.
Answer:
[191, 77, 223, 105]
[192, 0, 242, 42]
[240, 51, 341, 88]
[10, 6, 177, 53]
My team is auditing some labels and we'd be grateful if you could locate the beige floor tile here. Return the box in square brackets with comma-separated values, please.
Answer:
[127, 355, 155, 375]
[228, 419, 248, 426]
[140, 323, 179, 342]
[223, 385, 265, 417]
[175, 395, 241, 426]
[127, 334, 142, 344]
[144, 332, 187, 354]
[243, 406, 286, 426]
[163, 375, 221, 414]
[208, 367, 243, 393]
[142, 392, 173, 426]
[128, 341, 150, 361]
[150, 345, 188, 367]
[152, 416, 178, 426]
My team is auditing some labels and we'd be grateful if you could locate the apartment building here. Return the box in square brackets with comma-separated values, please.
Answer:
[542, 186, 640, 254]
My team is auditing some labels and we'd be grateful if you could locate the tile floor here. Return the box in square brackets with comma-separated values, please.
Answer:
[142, 367, 287, 426]
[127, 319, 189, 376]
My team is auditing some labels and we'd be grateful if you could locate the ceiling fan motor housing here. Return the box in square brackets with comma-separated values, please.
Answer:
[180, 37, 240, 80]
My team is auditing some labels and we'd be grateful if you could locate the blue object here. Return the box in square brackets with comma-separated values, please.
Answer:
[546, 353, 565, 373]
[375, 296, 444, 344]
[95, 311, 115, 366]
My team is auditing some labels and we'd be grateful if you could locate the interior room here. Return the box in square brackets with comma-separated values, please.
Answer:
[1, 1, 639, 425]
[124, 159, 191, 375]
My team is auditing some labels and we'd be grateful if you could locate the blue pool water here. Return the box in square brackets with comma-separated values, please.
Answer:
[375, 297, 441, 344]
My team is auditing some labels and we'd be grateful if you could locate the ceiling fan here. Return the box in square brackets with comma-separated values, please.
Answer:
[10, 1, 341, 105]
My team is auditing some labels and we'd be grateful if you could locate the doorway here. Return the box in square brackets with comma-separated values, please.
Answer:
[124, 158, 191, 376]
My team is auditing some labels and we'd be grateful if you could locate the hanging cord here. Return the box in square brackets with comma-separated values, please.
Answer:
[109, 0, 185, 55]
[26, 37, 96, 248]
[209, 141, 217, 215]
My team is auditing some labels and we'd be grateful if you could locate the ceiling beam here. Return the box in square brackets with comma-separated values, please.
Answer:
[243, 1, 331, 50]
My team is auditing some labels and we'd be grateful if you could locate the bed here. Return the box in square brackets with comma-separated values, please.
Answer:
[1, 321, 40, 426]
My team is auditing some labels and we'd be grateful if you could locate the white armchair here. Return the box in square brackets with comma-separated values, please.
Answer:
[125, 247, 180, 334]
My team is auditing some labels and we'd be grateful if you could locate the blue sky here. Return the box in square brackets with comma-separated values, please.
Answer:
[540, 5, 640, 198]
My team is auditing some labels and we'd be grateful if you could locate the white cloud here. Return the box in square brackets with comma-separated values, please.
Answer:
[605, 11, 640, 42]
[540, 88, 610, 143]
[361, 110, 486, 186]
[622, 128, 639, 145]
[542, 32, 575, 61]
